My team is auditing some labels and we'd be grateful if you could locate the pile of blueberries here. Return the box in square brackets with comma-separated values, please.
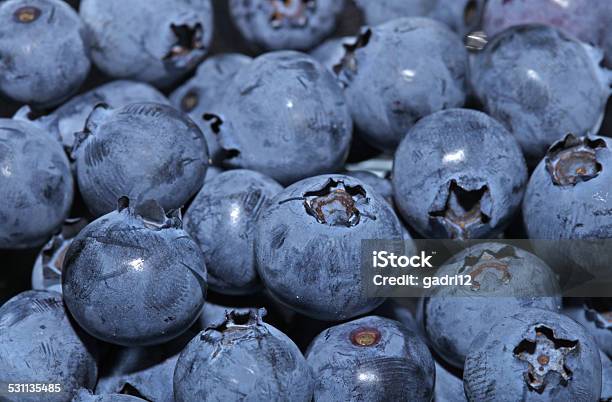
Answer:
[0, 0, 611, 401]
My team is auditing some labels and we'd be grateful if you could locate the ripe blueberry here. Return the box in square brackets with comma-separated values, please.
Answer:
[0, 290, 97, 402]
[422, 242, 561, 368]
[80, 0, 213, 87]
[392, 109, 527, 239]
[336, 18, 468, 151]
[62, 198, 207, 346]
[0, 0, 91, 108]
[73, 102, 208, 217]
[306, 315, 435, 401]
[0, 119, 73, 249]
[184, 169, 283, 295]
[464, 308, 602, 401]
[209, 51, 352, 185]
[173, 309, 313, 402]
[471, 24, 612, 163]
[255, 174, 404, 320]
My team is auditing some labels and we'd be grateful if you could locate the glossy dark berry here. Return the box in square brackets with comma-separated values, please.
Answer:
[173, 309, 313, 402]
[73, 102, 208, 217]
[306, 315, 435, 402]
[80, 0, 213, 87]
[0, 290, 97, 402]
[255, 174, 404, 320]
[0, 119, 73, 249]
[464, 308, 602, 401]
[184, 169, 283, 295]
[393, 109, 527, 239]
[0, 0, 90, 107]
[62, 198, 207, 347]
[422, 242, 561, 368]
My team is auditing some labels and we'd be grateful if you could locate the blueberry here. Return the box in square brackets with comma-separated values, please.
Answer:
[523, 134, 612, 276]
[0, 290, 97, 402]
[73, 389, 147, 402]
[16, 80, 169, 151]
[173, 309, 314, 402]
[255, 174, 404, 321]
[471, 24, 612, 163]
[229, 0, 345, 51]
[79, 0, 213, 87]
[210, 51, 352, 185]
[184, 169, 282, 295]
[422, 242, 561, 368]
[31, 218, 88, 293]
[336, 18, 468, 151]
[483, 0, 608, 47]
[73, 102, 208, 217]
[354, 0, 485, 35]
[392, 109, 527, 239]
[0, 0, 90, 108]
[0, 119, 73, 249]
[434, 361, 466, 402]
[170, 54, 252, 165]
[463, 308, 602, 401]
[305, 315, 435, 401]
[62, 198, 207, 346]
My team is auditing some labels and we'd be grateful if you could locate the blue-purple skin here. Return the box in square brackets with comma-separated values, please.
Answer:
[422, 242, 561, 368]
[255, 174, 404, 321]
[392, 109, 527, 239]
[173, 309, 314, 402]
[354, 0, 485, 36]
[0, 291, 97, 402]
[306, 315, 435, 402]
[464, 308, 602, 401]
[184, 170, 283, 295]
[564, 299, 611, 358]
[309, 36, 353, 74]
[471, 24, 612, 163]
[229, 0, 344, 51]
[16, 81, 168, 151]
[72, 389, 147, 402]
[170, 54, 252, 165]
[483, 0, 607, 47]
[80, 0, 213, 87]
[0, 119, 73, 249]
[73, 102, 208, 217]
[344, 170, 393, 205]
[62, 198, 207, 347]
[211, 51, 352, 185]
[0, 0, 90, 108]
[435, 361, 467, 402]
[523, 134, 612, 277]
[602, 351, 612, 401]
[337, 18, 468, 151]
